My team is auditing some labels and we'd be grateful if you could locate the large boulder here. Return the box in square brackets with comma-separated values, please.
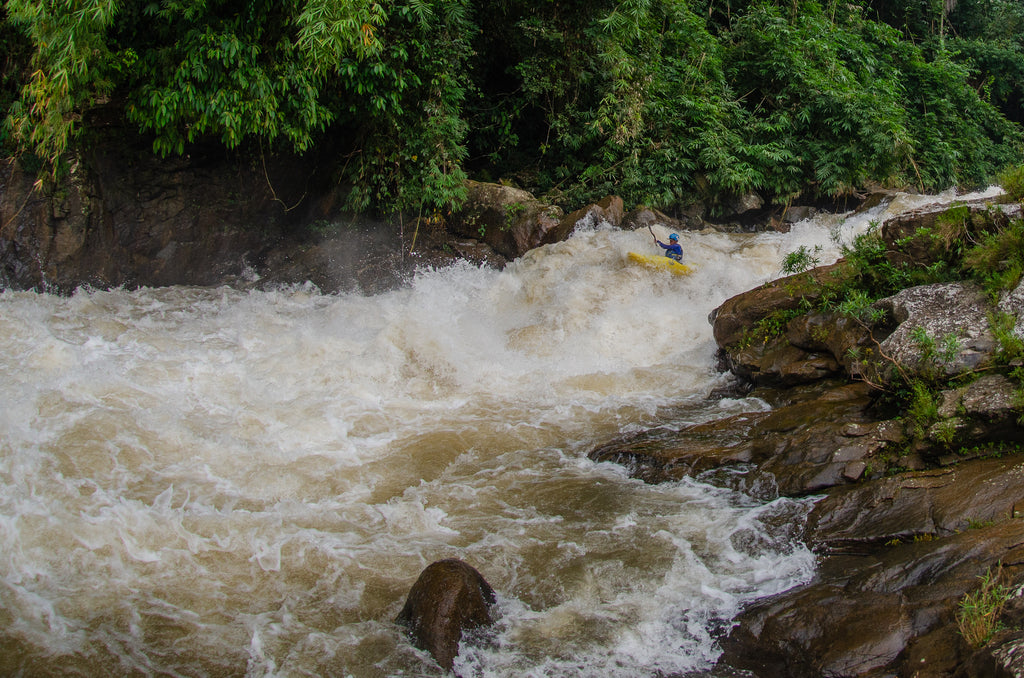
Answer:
[868, 282, 997, 381]
[446, 180, 564, 259]
[716, 308, 876, 387]
[710, 262, 850, 349]
[395, 559, 496, 671]
[880, 199, 1022, 269]
[785, 311, 876, 375]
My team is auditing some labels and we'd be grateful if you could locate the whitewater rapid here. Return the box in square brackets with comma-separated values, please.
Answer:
[0, 189, 995, 676]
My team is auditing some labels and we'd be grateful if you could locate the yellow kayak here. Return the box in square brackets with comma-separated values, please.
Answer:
[627, 251, 693, 276]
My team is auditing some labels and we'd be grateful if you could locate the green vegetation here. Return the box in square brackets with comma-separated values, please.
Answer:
[804, 205, 1024, 328]
[737, 307, 806, 349]
[2, 0, 1023, 213]
[782, 245, 822, 275]
[1000, 165, 1024, 203]
[957, 564, 1013, 648]
[963, 218, 1024, 300]
[989, 311, 1024, 363]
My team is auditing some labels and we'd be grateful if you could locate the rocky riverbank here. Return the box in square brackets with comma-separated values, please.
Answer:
[591, 195, 1024, 676]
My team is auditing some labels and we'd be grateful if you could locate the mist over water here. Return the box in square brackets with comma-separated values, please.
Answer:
[0, 189, 996, 676]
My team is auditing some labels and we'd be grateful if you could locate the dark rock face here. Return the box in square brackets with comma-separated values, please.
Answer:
[395, 559, 496, 671]
[1, 147, 531, 294]
[1, 144, 304, 292]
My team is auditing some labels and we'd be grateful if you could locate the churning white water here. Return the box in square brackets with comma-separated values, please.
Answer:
[0, 188, 998, 677]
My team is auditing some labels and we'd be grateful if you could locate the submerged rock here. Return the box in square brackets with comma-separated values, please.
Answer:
[395, 558, 496, 671]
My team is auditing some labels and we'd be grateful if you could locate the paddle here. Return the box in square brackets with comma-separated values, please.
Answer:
[648, 224, 657, 245]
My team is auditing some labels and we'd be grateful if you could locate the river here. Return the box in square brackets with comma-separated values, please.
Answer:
[0, 189, 995, 677]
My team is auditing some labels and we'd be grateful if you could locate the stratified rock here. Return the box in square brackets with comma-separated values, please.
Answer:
[588, 407, 768, 485]
[395, 559, 496, 671]
[724, 335, 844, 387]
[745, 383, 889, 495]
[720, 520, 1024, 678]
[805, 456, 1024, 551]
[589, 382, 892, 497]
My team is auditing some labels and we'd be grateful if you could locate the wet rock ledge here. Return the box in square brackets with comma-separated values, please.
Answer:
[589, 196, 1024, 677]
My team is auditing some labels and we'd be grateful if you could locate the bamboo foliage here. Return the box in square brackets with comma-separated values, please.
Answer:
[5, 0, 119, 163]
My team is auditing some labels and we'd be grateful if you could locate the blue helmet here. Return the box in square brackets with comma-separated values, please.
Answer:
[669, 233, 679, 241]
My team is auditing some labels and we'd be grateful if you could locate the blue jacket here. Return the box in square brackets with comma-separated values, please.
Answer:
[657, 240, 683, 261]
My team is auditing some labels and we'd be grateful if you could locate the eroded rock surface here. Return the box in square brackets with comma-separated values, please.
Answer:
[720, 520, 1024, 678]
[870, 282, 997, 380]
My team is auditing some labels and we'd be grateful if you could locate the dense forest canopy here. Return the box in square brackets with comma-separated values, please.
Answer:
[2, 0, 1023, 214]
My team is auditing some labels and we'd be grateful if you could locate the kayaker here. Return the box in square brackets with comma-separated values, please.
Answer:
[656, 233, 684, 262]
